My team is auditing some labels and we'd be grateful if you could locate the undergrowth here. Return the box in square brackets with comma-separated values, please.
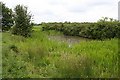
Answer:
[2, 26, 119, 78]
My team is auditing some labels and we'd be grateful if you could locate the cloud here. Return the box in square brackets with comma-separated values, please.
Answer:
[1, 0, 118, 23]
[47, 0, 66, 6]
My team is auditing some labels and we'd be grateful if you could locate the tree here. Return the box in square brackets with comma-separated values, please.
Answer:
[12, 5, 33, 37]
[0, 2, 14, 31]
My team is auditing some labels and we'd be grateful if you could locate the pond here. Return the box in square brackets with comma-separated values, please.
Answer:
[48, 35, 90, 45]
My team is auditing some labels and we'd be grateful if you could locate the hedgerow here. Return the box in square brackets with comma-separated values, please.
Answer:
[42, 18, 120, 40]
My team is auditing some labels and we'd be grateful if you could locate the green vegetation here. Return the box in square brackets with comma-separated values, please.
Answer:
[42, 18, 120, 40]
[0, 2, 14, 31]
[12, 5, 33, 37]
[2, 27, 119, 78]
[0, 2, 33, 37]
[1, 1, 119, 78]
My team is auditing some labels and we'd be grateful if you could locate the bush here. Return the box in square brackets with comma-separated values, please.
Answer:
[41, 18, 120, 40]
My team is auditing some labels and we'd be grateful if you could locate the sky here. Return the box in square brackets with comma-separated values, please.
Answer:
[0, 0, 119, 23]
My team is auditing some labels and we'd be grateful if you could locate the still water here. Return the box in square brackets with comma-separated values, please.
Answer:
[48, 35, 90, 45]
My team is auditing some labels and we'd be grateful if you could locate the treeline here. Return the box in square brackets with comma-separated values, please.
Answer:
[42, 18, 120, 40]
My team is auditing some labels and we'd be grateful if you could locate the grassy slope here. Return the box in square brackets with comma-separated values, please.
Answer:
[2, 26, 118, 78]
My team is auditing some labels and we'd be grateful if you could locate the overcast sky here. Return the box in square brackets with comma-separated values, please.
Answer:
[1, 0, 119, 23]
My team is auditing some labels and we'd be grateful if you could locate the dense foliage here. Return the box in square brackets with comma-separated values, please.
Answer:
[0, 2, 14, 31]
[42, 18, 120, 40]
[12, 5, 33, 37]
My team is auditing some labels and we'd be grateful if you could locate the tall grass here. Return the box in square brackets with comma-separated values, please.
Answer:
[2, 26, 119, 78]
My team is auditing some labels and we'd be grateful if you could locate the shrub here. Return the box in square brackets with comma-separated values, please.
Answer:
[41, 18, 120, 40]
